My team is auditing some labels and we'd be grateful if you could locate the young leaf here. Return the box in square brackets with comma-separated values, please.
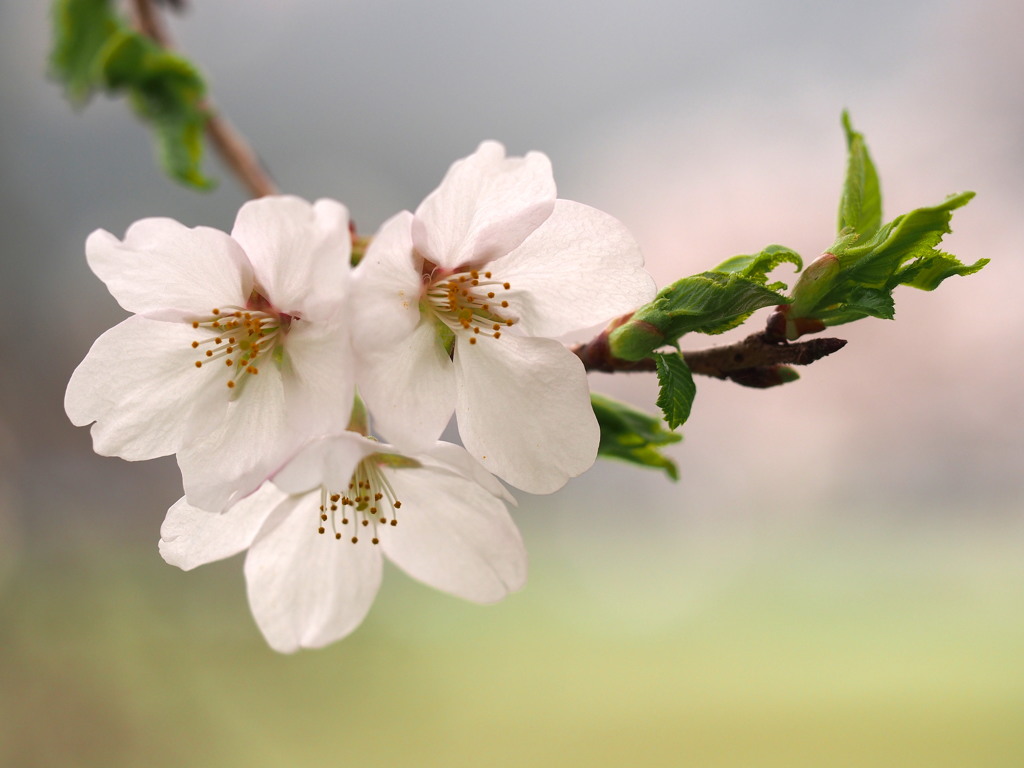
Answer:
[49, 0, 214, 189]
[99, 31, 213, 189]
[49, 0, 119, 104]
[608, 272, 789, 361]
[838, 111, 882, 237]
[592, 394, 682, 480]
[780, 118, 986, 338]
[834, 192, 976, 284]
[810, 192, 986, 328]
[654, 353, 697, 430]
[896, 250, 988, 291]
[712, 244, 803, 293]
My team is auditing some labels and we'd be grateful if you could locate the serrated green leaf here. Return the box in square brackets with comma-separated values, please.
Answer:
[838, 112, 882, 238]
[800, 191, 985, 329]
[782, 117, 986, 337]
[836, 191, 975, 284]
[713, 244, 803, 292]
[608, 272, 788, 360]
[814, 285, 894, 325]
[592, 394, 682, 480]
[654, 273, 791, 335]
[895, 250, 989, 290]
[49, 0, 119, 104]
[654, 353, 696, 430]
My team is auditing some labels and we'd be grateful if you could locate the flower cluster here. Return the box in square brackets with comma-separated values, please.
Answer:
[66, 142, 656, 651]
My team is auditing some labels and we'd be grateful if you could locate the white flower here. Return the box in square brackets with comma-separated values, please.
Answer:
[65, 196, 355, 512]
[159, 432, 526, 652]
[351, 141, 657, 493]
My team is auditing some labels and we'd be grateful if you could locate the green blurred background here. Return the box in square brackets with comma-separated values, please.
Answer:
[2, 1, 1022, 766]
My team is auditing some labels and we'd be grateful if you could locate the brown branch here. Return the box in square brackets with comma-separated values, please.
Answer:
[128, 0, 278, 199]
[572, 330, 846, 389]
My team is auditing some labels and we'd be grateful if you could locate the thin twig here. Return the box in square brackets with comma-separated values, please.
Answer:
[572, 329, 846, 388]
[128, 0, 278, 198]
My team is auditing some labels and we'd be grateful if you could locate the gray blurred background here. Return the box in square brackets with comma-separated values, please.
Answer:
[2, 1, 1023, 766]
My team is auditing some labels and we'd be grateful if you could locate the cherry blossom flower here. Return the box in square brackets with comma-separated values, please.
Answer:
[159, 432, 526, 652]
[351, 141, 657, 493]
[65, 196, 355, 512]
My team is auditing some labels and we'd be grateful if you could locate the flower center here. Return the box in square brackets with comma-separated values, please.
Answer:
[424, 269, 516, 346]
[189, 291, 292, 394]
[316, 457, 402, 545]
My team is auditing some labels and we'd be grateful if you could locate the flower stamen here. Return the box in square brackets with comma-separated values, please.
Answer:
[315, 456, 402, 545]
[189, 296, 292, 393]
[424, 269, 517, 342]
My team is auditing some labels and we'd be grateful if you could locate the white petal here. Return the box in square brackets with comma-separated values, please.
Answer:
[177, 360, 300, 512]
[281, 319, 356, 446]
[454, 334, 599, 494]
[159, 483, 288, 571]
[244, 493, 383, 653]
[418, 442, 517, 506]
[272, 433, 375, 495]
[65, 316, 213, 460]
[490, 200, 657, 337]
[86, 220, 253, 319]
[350, 211, 423, 351]
[380, 465, 526, 603]
[412, 141, 556, 269]
[231, 196, 351, 322]
[356, 320, 456, 450]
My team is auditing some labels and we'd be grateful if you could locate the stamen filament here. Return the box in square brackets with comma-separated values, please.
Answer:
[314, 456, 403, 544]
[424, 268, 517, 342]
[188, 301, 288, 390]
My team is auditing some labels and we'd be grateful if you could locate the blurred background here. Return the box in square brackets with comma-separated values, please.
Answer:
[2, 0, 1023, 765]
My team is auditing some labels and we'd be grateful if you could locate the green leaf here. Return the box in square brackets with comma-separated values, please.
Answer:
[838, 111, 882, 238]
[99, 31, 213, 189]
[592, 394, 682, 480]
[654, 353, 696, 430]
[781, 117, 986, 338]
[49, 0, 214, 189]
[807, 191, 986, 328]
[49, 0, 119, 104]
[835, 192, 975, 284]
[608, 272, 789, 361]
[895, 250, 988, 291]
[813, 285, 894, 325]
[713, 244, 803, 292]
